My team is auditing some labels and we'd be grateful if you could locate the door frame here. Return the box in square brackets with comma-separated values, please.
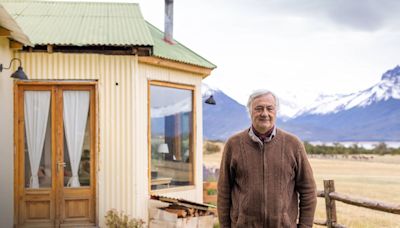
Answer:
[14, 81, 99, 227]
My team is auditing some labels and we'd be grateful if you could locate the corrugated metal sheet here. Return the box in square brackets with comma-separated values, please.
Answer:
[14, 52, 137, 225]
[2, 0, 153, 46]
[0, 1, 216, 69]
[147, 22, 217, 69]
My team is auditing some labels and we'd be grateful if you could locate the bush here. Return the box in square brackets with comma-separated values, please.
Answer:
[304, 141, 400, 155]
[207, 188, 218, 195]
[105, 209, 145, 228]
[204, 141, 221, 154]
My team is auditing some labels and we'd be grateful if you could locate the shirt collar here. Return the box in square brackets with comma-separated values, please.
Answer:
[252, 125, 274, 140]
[248, 125, 277, 147]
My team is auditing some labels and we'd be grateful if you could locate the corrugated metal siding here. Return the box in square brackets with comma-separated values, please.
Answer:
[2, 0, 153, 46]
[13, 52, 205, 225]
[14, 52, 137, 226]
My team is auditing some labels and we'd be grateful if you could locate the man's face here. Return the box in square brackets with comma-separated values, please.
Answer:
[251, 94, 277, 134]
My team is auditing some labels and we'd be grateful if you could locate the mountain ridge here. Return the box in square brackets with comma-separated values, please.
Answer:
[295, 65, 400, 116]
[203, 65, 400, 141]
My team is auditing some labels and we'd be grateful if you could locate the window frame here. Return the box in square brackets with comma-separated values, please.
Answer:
[147, 80, 197, 193]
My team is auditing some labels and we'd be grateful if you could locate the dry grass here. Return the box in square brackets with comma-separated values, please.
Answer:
[203, 141, 225, 168]
[203, 141, 400, 228]
[311, 158, 400, 228]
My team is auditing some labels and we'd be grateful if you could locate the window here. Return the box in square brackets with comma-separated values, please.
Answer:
[149, 81, 195, 191]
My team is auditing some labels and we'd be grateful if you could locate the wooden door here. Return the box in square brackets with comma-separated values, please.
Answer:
[15, 83, 97, 228]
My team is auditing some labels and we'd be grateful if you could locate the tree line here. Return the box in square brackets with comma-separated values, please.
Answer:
[304, 142, 400, 155]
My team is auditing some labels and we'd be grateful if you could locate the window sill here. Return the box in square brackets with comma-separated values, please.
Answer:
[150, 185, 196, 194]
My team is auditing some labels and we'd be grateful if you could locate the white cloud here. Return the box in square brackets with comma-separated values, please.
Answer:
[72, 0, 400, 107]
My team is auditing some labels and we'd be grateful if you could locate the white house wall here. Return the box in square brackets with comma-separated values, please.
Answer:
[0, 37, 14, 228]
[11, 52, 205, 226]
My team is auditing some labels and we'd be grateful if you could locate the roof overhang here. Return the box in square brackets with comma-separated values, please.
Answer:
[0, 5, 32, 46]
[22, 44, 152, 56]
[139, 56, 213, 78]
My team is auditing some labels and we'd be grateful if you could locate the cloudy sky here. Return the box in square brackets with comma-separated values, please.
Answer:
[73, 0, 400, 107]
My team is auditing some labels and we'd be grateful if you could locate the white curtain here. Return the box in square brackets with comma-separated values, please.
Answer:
[24, 91, 51, 189]
[63, 91, 90, 187]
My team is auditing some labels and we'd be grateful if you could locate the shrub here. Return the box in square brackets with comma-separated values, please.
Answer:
[207, 188, 218, 195]
[105, 209, 145, 228]
[204, 142, 221, 154]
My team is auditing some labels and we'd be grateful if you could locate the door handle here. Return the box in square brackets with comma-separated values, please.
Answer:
[57, 162, 66, 173]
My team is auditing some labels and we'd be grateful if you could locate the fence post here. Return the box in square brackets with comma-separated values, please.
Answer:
[324, 180, 337, 228]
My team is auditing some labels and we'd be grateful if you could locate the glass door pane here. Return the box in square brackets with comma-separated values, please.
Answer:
[24, 91, 52, 189]
[63, 116, 91, 187]
[62, 91, 91, 188]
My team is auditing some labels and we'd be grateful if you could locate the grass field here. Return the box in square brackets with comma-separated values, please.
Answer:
[311, 158, 400, 228]
[203, 142, 400, 228]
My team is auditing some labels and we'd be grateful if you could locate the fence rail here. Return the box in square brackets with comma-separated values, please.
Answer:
[203, 180, 400, 228]
[316, 180, 400, 228]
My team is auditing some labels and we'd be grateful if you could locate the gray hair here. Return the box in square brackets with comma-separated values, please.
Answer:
[246, 89, 280, 115]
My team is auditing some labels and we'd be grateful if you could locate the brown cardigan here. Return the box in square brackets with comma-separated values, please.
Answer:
[217, 128, 317, 228]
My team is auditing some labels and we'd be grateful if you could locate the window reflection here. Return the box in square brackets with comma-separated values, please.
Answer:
[150, 85, 194, 190]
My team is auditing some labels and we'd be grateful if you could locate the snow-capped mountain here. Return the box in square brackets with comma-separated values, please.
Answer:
[296, 65, 400, 116]
[202, 84, 250, 140]
[283, 65, 400, 141]
[278, 97, 303, 120]
[201, 83, 220, 97]
[202, 65, 400, 141]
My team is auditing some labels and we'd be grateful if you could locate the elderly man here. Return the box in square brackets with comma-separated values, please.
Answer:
[217, 89, 317, 228]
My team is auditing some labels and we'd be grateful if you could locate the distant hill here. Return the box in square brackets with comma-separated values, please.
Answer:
[202, 84, 250, 140]
[203, 65, 400, 141]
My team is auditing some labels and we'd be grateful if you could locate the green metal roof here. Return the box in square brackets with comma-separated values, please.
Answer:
[0, 0, 154, 46]
[147, 22, 216, 69]
[0, 0, 216, 69]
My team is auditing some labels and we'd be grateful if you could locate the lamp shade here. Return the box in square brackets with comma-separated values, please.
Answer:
[10, 66, 28, 80]
[157, 143, 169, 154]
[205, 95, 216, 105]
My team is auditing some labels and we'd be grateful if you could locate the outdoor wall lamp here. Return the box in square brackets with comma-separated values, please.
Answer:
[205, 95, 216, 105]
[0, 58, 28, 80]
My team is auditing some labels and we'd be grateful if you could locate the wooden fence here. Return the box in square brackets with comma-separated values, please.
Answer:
[315, 179, 400, 228]
[203, 180, 400, 228]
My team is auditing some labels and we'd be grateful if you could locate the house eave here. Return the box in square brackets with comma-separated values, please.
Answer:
[21, 45, 153, 56]
[138, 56, 213, 78]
